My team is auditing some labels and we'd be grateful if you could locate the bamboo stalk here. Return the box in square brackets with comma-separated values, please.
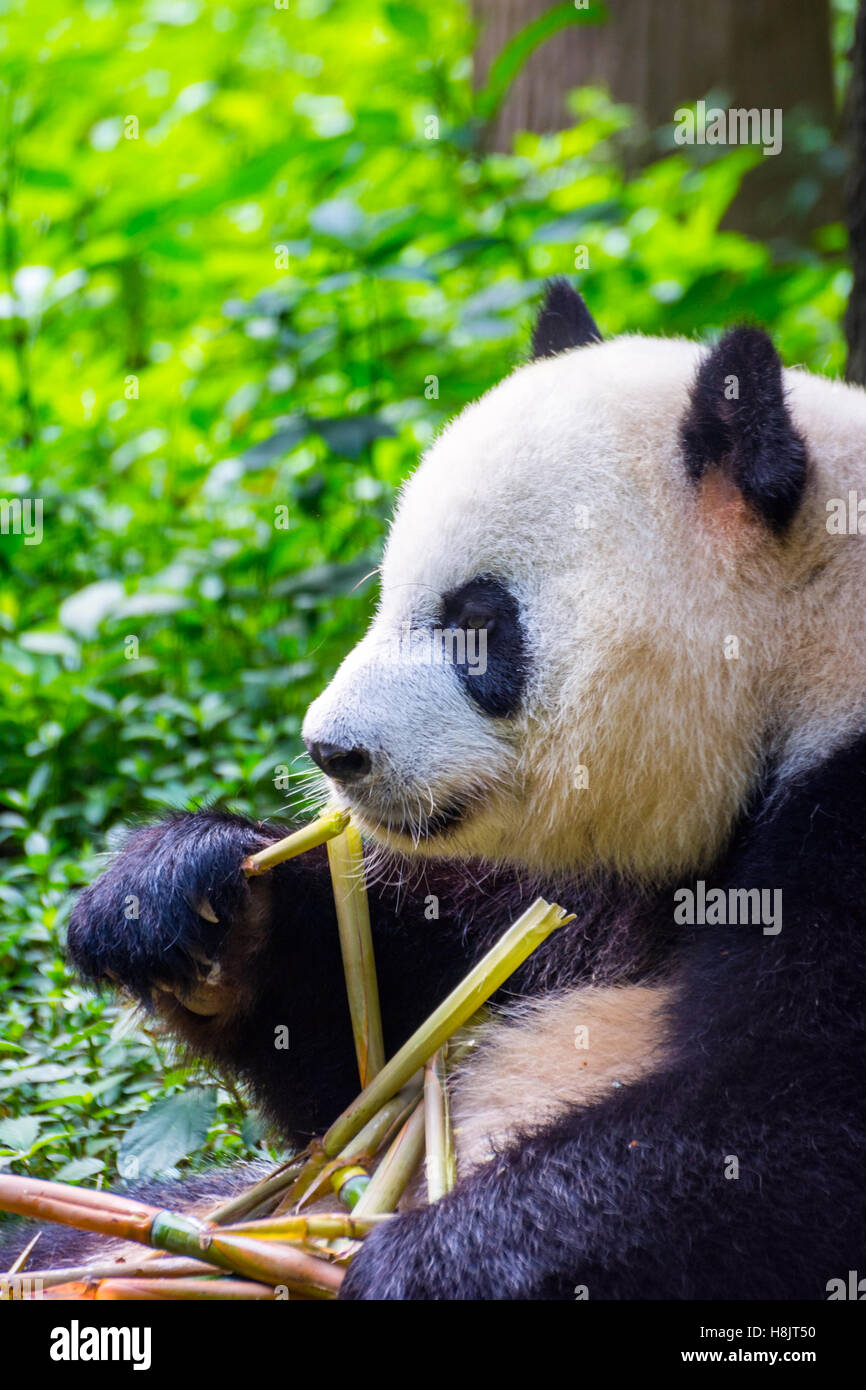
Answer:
[225, 1213, 390, 1241]
[0, 1176, 157, 1243]
[197, 1228, 343, 1296]
[242, 808, 350, 876]
[322, 898, 573, 1157]
[276, 1074, 423, 1213]
[352, 1098, 426, 1216]
[0, 1176, 154, 1217]
[206, 1154, 310, 1225]
[330, 1162, 371, 1210]
[326, 823, 385, 1088]
[273, 1147, 340, 1212]
[147, 1210, 343, 1295]
[23, 1257, 221, 1289]
[4, 1230, 40, 1276]
[424, 1048, 456, 1202]
[96, 1276, 279, 1301]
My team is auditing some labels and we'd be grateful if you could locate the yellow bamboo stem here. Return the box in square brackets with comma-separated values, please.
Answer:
[424, 1048, 456, 1202]
[326, 823, 385, 1088]
[276, 1074, 423, 1213]
[96, 1276, 278, 1301]
[322, 898, 573, 1157]
[23, 1257, 221, 1289]
[201, 1229, 343, 1296]
[206, 1153, 309, 1224]
[242, 807, 351, 876]
[225, 1213, 390, 1241]
[352, 1098, 426, 1216]
[5, 1230, 40, 1276]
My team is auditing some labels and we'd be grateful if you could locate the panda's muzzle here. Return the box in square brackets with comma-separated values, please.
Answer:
[359, 791, 469, 841]
[304, 735, 469, 838]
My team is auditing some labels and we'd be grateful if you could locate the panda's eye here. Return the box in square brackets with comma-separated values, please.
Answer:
[451, 603, 496, 633]
[439, 578, 500, 633]
[441, 578, 508, 635]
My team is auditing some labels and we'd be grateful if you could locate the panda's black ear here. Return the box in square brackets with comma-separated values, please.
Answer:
[680, 327, 807, 534]
[531, 279, 602, 360]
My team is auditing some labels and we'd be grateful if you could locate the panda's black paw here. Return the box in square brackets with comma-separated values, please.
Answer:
[338, 1201, 495, 1301]
[339, 1208, 448, 1300]
[67, 810, 271, 1005]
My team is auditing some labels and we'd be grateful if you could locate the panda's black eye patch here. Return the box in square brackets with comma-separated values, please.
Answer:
[440, 575, 527, 718]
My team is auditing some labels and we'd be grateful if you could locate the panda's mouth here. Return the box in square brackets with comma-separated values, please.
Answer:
[349, 790, 469, 843]
[418, 797, 468, 837]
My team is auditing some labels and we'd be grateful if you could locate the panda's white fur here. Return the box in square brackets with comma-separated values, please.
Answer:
[448, 981, 675, 1174]
[304, 335, 866, 884]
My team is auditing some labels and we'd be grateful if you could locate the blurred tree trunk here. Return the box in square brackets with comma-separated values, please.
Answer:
[473, 0, 838, 236]
[845, 0, 866, 384]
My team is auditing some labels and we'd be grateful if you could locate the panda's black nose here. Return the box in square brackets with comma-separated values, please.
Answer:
[305, 739, 372, 783]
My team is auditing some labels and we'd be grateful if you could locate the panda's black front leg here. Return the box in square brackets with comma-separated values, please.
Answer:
[66, 810, 351, 1136]
[66, 810, 520, 1142]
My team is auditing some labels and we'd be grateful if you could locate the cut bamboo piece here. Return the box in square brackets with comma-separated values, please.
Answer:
[201, 1230, 342, 1296]
[206, 1154, 309, 1225]
[96, 1276, 278, 1301]
[424, 1049, 456, 1202]
[24, 1257, 221, 1289]
[225, 1213, 389, 1241]
[0, 1176, 157, 1244]
[242, 808, 350, 876]
[330, 1163, 370, 1210]
[0, 1176, 154, 1217]
[334, 1075, 424, 1158]
[326, 823, 385, 1088]
[322, 898, 573, 1157]
[4, 1230, 40, 1276]
[352, 1096, 426, 1216]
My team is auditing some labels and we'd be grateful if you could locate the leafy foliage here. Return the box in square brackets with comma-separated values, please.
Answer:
[0, 0, 850, 1185]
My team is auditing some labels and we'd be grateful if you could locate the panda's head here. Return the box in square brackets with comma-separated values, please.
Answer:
[303, 281, 866, 882]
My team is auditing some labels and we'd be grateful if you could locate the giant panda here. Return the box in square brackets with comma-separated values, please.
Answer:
[14, 281, 866, 1299]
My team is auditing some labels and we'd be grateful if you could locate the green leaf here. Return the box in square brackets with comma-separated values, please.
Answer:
[315, 415, 396, 458]
[54, 1156, 105, 1182]
[117, 1088, 217, 1178]
[0, 1116, 41, 1151]
[384, 3, 430, 43]
[237, 419, 312, 468]
[309, 197, 365, 244]
[18, 632, 81, 660]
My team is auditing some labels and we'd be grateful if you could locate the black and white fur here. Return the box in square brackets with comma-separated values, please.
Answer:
[10, 283, 866, 1299]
